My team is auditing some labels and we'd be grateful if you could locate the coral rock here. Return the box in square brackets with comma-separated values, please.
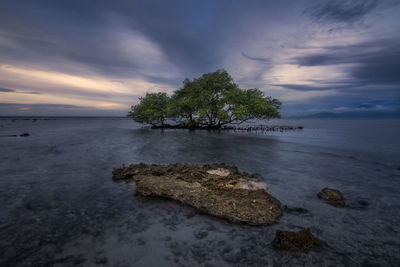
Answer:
[113, 163, 282, 225]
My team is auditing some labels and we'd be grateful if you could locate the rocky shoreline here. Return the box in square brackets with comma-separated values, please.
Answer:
[113, 163, 356, 253]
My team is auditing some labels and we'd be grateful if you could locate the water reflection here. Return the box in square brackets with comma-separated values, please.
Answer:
[131, 128, 281, 173]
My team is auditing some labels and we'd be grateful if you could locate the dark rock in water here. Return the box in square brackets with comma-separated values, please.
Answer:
[20, 133, 30, 137]
[94, 256, 108, 265]
[72, 255, 87, 265]
[317, 188, 346, 207]
[272, 229, 321, 252]
[358, 200, 368, 206]
[113, 163, 282, 225]
[283, 205, 309, 214]
[194, 230, 208, 239]
[221, 248, 243, 263]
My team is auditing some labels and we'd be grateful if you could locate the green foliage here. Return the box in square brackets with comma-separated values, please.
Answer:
[128, 70, 281, 128]
[128, 92, 171, 126]
[228, 88, 281, 123]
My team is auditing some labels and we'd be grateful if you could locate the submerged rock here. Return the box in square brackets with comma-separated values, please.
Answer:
[20, 133, 30, 137]
[113, 163, 282, 225]
[283, 205, 309, 214]
[318, 188, 346, 207]
[272, 229, 321, 252]
[194, 231, 208, 239]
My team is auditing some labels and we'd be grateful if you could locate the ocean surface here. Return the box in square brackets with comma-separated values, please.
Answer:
[0, 117, 399, 266]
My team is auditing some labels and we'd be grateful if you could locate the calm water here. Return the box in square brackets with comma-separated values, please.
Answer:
[1, 117, 399, 266]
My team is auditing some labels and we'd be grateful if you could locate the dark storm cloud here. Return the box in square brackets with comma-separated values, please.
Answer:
[336, 100, 399, 112]
[0, 88, 14, 92]
[0, 0, 237, 83]
[0, 0, 289, 83]
[354, 99, 400, 110]
[283, 94, 400, 117]
[305, 0, 378, 23]
[320, 99, 400, 118]
[292, 39, 400, 86]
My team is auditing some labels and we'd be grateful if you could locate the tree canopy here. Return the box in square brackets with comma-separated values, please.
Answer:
[128, 70, 281, 129]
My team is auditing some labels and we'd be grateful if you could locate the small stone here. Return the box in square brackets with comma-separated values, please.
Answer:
[73, 255, 86, 265]
[194, 231, 208, 239]
[20, 133, 30, 137]
[272, 229, 321, 252]
[317, 188, 346, 207]
[94, 256, 108, 265]
[283, 205, 309, 213]
[358, 200, 368, 206]
[135, 237, 146, 246]
[222, 248, 242, 263]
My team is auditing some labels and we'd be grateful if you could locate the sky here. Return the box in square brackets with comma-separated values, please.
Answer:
[0, 0, 399, 117]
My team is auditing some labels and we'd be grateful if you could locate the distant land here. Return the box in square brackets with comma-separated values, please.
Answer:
[301, 111, 400, 119]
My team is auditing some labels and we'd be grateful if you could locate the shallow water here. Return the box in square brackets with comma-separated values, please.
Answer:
[1, 117, 399, 266]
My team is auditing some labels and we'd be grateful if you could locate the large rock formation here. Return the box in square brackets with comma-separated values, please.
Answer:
[272, 229, 321, 252]
[318, 188, 346, 207]
[113, 163, 282, 225]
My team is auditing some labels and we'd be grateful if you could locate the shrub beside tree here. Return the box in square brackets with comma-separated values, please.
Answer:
[128, 92, 170, 127]
[128, 70, 281, 129]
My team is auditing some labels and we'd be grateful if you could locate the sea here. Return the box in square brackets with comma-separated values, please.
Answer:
[1, 117, 399, 266]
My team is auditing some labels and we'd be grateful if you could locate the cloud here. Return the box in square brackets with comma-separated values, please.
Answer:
[278, 89, 339, 102]
[305, 0, 378, 24]
[0, 3, 183, 86]
[0, 103, 125, 116]
[0, 0, 226, 82]
[0, 87, 14, 92]
[0, 0, 399, 116]
[271, 83, 362, 91]
[0, 87, 41, 94]
[241, 52, 272, 64]
[315, 100, 400, 117]
[23, 91, 41, 95]
[333, 104, 392, 112]
[291, 39, 400, 85]
[0, 63, 171, 114]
